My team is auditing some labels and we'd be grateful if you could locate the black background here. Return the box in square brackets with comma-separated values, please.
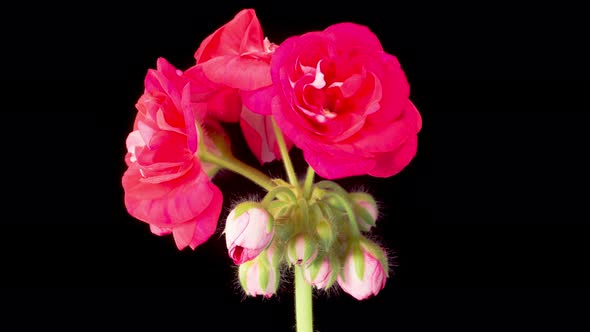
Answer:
[2, 1, 589, 330]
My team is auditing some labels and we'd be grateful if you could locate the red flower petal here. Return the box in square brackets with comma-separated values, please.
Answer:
[368, 135, 418, 178]
[122, 162, 214, 227]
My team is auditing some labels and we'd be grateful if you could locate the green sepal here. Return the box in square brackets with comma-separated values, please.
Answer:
[194, 120, 207, 156]
[238, 261, 252, 293]
[310, 202, 324, 221]
[315, 180, 348, 196]
[195, 120, 233, 159]
[267, 243, 284, 268]
[265, 213, 275, 234]
[232, 201, 265, 220]
[271, 269, 280, 293]
[315, 218, 334, 248]
[276, 204, 292, 219]
[357, 208, 376, 229]
[273, 205, 293, 230]
[287, 236, 298, 266]
[259, 261, 269, 291]
[312, 201, 335, 248]
[352, 243, 365, 281]
[287, 233, 317, 266]
[267, 199, 289, 212]
[350, 192, 377, 229]
[205, 122, 233, 158]
[324, 195, 347, 212]
[325, 255, 339, 288]
[306, 256, 323, 281]
[262, 186, 297, 207]
[297, 198, 310, 229]
[303, 234, 318, 266]
[317, 201, 337, 222]
[360, 237, 389, 276]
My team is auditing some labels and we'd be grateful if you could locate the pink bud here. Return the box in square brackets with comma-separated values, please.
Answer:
[225, 206, 274, 264]
[238, 256, 279, 298]
[351, 193, 378, 232]
[357, 200, 377, 223]
[303, 257, 335, 289]
[287, 233, 318, 266]
[239, 245, 281, 297]
[337, 243, 387, 300]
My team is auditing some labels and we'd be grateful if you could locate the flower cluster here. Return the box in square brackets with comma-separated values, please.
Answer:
[226, 185, 389, 300]
[122, 9, 421, 301]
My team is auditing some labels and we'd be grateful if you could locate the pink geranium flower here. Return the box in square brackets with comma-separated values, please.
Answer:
[263, 22, 422, 179]
[122, 58, 223, 250]
[189, 8, 291, 164]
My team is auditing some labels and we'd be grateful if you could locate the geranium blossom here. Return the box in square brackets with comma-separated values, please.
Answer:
[256, 22, 421, 179]
[123, 11, 422, 332]
[189, 8, 291, 164]
[122, 58, 223, 250]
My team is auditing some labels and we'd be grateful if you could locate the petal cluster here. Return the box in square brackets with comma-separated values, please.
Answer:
[122, 58, 223, 250]
[265, 23, 422, 179]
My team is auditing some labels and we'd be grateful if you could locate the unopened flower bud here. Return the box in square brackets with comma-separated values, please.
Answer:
[303, 256, 337, 289]
[350, 192, 378, 232]
[315, 218, 335, 247]
[337, 239, 388, 300]
[225, 202, 274, 264]
[238, 248, 280, 298]
[287, 233, 318, 266]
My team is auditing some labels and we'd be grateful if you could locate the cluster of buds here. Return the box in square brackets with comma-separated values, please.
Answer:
[224, 180, 389, 300]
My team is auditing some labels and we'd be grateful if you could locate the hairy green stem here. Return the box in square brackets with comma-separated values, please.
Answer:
[315, 180, 348, 196]
[295, 266, 313, 332]
[303, 167, 315, 199]
[271, 118, 298, 187]
[325, 192, 362, 239]
[194, 120, 276, 191]
[199, 152, 275, 191]
[261, 186, 297, 206]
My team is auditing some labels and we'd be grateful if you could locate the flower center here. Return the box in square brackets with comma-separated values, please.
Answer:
[298, 60, 342, 124]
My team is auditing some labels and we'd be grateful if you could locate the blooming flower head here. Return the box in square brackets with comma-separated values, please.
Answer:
[187, 8, 290, 164]
[122, 58, 223, 250]
[225, 203, 275, 264]
[264, 22, 422, 179]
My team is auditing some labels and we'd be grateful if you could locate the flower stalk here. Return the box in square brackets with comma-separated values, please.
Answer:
[196, 122, 276, 191]
[303, 167, 315, 199]
[272, 118, 298, 187]
[272, 119, 314, 332]
[295, 265, 313, 332]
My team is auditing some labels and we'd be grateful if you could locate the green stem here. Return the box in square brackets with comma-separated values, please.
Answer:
[303, 167, 315, 199]
[315, 180, 348, 196]
[271, 118, 298, 187]
[298, 198, 310, 229]
[325, 192, 361, 239]
[199, 151, 275, 191]
[261, 186, 297, 206]
[294, 266, 313, 332]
